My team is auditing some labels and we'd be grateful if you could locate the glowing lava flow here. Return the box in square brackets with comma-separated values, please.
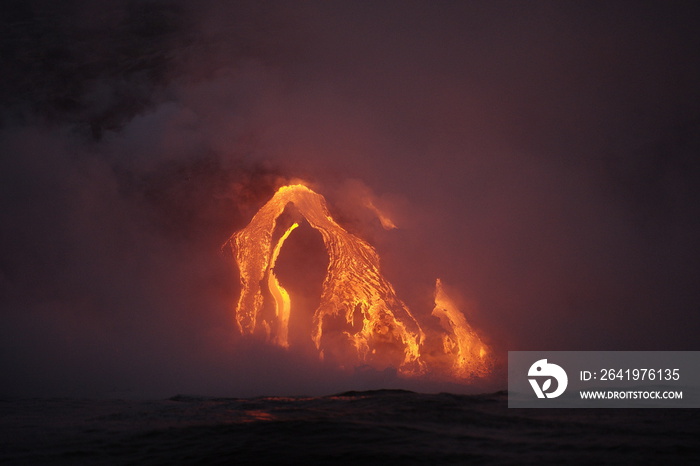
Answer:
[267, 222, 298, 348]
[224, 184, 491, 379]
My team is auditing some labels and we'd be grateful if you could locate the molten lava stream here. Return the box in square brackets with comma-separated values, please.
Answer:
[267, 222, 298, 348]
[224, 184, 491, 380]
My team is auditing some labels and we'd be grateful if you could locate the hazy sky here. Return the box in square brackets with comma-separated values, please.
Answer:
[2, 1, 699, 397]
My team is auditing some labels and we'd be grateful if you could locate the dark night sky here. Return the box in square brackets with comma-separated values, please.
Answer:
[1, 0, 700, 397]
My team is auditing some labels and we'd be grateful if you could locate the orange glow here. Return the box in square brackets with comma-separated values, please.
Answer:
[267, 222, 298, 348]
[224, 184, 491, 380]
[432, 279, 491, 378]
[240, 410, 276, 422]
[362, 197, 397, 230]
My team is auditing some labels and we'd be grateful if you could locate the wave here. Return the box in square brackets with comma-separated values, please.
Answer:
[1, 390, 697, 464]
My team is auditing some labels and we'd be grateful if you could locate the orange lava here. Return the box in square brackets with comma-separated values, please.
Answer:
[224, 184, 491, 380]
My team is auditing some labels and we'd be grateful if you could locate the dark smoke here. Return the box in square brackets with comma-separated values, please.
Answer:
[2, 0, 700, 397]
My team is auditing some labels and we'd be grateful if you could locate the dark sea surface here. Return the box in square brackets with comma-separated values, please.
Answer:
[1, 390, 699, 465]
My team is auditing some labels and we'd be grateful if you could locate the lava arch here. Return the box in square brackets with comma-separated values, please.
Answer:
[224, 184, 490, 379]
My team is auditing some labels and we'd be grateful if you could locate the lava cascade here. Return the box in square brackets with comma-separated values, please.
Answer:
[224, 184, 491, 379]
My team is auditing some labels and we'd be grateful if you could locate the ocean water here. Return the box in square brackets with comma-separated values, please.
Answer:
[1, 390, 698, 465]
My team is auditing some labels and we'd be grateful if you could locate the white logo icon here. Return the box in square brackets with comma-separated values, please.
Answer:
[528, 359, 568, 398]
